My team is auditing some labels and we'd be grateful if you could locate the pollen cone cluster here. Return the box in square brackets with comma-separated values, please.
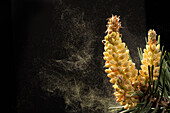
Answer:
[103, 15, 139, 109]
[138, 29, 161, 87]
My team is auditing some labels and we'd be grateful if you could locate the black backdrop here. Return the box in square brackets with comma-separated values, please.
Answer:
[11, 0, 170, 113]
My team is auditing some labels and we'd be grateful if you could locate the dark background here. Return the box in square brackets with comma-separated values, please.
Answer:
[11, 0, 170, 113]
